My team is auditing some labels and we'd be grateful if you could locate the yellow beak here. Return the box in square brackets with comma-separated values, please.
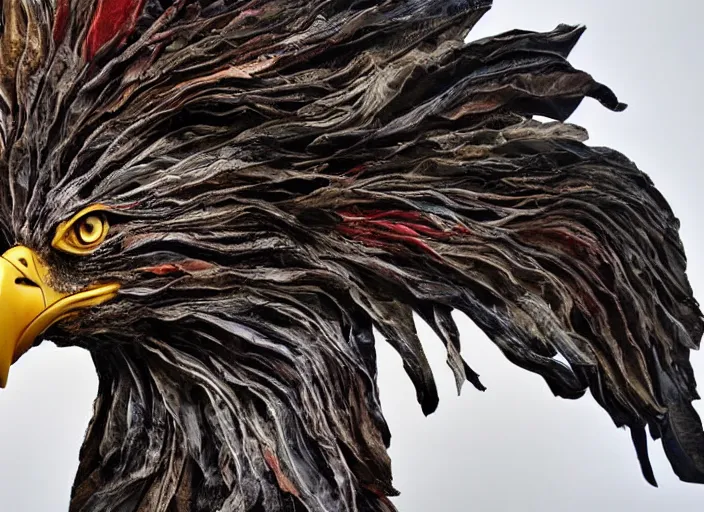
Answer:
[0, 246, 119, 388]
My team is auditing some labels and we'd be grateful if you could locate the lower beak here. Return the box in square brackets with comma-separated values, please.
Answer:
[0, 246, 119, 388]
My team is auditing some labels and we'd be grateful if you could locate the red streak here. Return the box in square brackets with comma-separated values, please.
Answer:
[83, 0, 146, 61]
[140, 260, 214, 276]
[142, 263, 181, 276]
[453, 224, 473, 235]
[342, 164, 367, 177]
[52, 0, 70, 43]
[336, 208, 459, 259]
[263, 448, 300, 498]
[371, 220, 420, 237]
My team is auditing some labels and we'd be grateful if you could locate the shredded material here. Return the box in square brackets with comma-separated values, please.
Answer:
[0, 1, 701, 510]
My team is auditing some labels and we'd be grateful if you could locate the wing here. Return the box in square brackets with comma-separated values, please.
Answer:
[317, 27, 704, 487]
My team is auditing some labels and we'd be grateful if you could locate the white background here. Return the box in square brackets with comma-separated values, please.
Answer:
[0, 1, 702, 510]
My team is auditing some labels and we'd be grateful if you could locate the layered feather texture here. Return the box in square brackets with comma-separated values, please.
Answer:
[0, 1, 701, 511]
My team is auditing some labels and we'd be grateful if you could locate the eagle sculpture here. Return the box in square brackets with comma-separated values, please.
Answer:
[0, 0, 702, 510]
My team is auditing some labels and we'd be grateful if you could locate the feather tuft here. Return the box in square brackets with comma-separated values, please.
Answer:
[82, 0, 146, 61]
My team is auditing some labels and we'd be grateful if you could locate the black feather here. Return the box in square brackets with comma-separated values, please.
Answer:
[0, 1, 700, 511]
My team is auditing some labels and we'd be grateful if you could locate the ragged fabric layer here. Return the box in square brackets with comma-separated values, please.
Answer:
[0, 1, 701, 511]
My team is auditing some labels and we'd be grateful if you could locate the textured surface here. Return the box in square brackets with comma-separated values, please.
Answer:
[0, 0, 702, 511]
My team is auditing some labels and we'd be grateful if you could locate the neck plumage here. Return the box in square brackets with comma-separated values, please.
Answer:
[69, 328, 398, 512]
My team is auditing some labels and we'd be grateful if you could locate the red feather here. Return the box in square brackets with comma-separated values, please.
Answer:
[337, 209, 460, 259]
[139, 260, 214, 276]
[83, 0, 146, 61]
[52, 0, 70, 44]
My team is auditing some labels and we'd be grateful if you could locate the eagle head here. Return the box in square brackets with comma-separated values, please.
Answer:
[0, 1, 702, 511]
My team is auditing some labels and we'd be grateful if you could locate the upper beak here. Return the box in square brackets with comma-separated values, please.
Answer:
[0, 246, 119, 388]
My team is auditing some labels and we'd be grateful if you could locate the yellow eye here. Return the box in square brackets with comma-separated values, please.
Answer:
[52, 205, 111, 255]
[76, 215, 105, 245]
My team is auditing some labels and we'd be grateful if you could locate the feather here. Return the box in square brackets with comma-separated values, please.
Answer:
[0, 1, 700, 511]
[631, 425, 657, 487]
[52, 0, 71, 43]
[83, 0, 147, 61]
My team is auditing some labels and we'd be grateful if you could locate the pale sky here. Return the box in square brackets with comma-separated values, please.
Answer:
[0, 1, 702, 511]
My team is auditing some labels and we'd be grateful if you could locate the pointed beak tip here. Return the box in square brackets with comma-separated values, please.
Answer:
[0, 246, 121, 389]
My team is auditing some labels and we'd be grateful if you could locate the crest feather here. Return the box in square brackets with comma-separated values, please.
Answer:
[82, 0, 146, 60]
